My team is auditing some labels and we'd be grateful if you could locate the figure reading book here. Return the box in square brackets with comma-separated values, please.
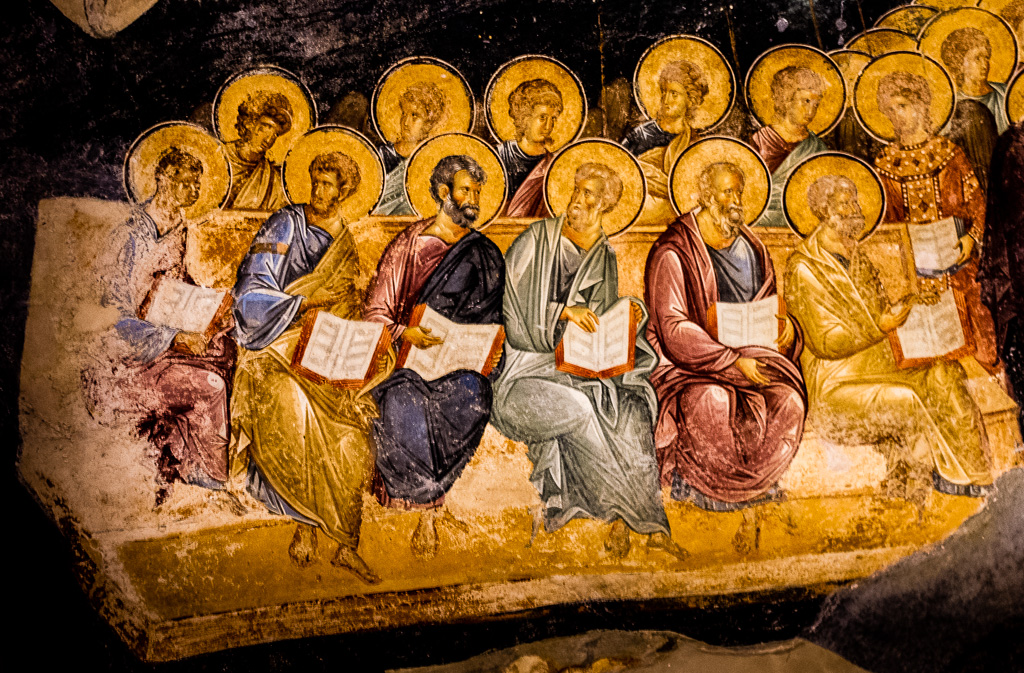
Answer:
[783, 167, 993, 498]
[869, 67, 1000, 369]
[364, 153, 505, 557]
[231, 129, 388, 582]
[644, 139, 806, 510]
[88, 123, 236, 506]
[491, 144, 685, 560]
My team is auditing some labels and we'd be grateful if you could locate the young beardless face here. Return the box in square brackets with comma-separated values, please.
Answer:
[884, 94, 929, 142]
[440, 170, 483, 228]
[158, 167, 202, 210]
[522, 103, 560, 148]
[565, 176, 607, 232]
[657, 80, 691, 134]
[700, 169, 745, 238]
[785, 87, 822, 129]
[961, 46, 992, 90]
[399, 99, 434, 147]
[240, 115, 285, 158]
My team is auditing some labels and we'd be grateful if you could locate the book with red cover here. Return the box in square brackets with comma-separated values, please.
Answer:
[290, 309, 391, 389]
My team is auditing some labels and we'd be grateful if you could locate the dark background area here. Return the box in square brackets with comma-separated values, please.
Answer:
[7, 1, 1018, 670]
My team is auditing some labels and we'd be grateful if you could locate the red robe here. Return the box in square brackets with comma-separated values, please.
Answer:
[643, 212, 807, 503]
[875, 135, 999, 368]
[504, 153, 555, 218]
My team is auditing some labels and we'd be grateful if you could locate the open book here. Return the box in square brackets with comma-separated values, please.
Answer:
[889, 288, 976, 368]
[907, 217, 965, 277]
[138, 275, 232, 339]
[556, 298, 637, 379]
[706, 295, 782, 351]
[291, 310, 390, 388]
[397, 305, 505, 381]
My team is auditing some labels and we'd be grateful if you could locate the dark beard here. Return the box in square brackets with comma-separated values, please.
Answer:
[442, 196, 479, 228]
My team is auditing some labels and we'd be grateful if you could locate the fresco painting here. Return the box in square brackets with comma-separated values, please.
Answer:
[13, 0, 1023, 665]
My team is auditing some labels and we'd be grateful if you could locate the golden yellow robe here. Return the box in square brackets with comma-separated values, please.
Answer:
[784, 229, 991, 487]
[231, 220, 394, 547]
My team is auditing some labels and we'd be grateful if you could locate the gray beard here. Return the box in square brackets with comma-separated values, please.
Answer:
[706, 201, 743, 236]
[442, 196, 479, 228]
[830, 213, 866, 240]
[566, 207, 599, 232]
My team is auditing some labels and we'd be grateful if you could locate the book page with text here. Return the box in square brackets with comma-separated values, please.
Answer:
[715, 296, 778, 350]
[598, 300, 631, 371]
[298, 313, 383, 382]
[896, 290, 966, 360]
[908, 217, 960, 275]
[147, 278, 226, 334]
[402, 306, 502, 381]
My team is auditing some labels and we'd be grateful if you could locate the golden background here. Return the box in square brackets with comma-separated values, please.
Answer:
[854, 51, 955, 142]
[669, 137, 770, 225]
[783, 152, 886, 239]
[746, 45, 846, 135]
[371, 58, 475, 145]
[485, 55, 586, 148]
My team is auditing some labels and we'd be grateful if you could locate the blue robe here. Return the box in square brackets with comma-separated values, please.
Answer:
[621, 120, 674, 157]
[366, 221, 506, 504]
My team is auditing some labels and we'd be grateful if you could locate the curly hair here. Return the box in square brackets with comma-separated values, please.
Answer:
[399, 82, 447, 128]
[575, 162, 623, 213]
[877, 71, 931, 121]
[940, 27, 992, 87]
[155, 146, 204, 179]
[309, 151, 361, 198]
[235, 91, 294, 140]
[807, 174, 858, 222]
[508, 79, 564, 136]
[429, 154, 486, 204]
[658, 60, 709, 118]
[771, 66, 825, 121]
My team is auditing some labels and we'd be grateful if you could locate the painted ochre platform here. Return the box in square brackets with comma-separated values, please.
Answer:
[18, 199, 1022, 660]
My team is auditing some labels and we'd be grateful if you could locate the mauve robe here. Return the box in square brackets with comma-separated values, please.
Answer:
[86, 206, 236, 486]
[364, 218, 505, 505]
[644, 212, 807, 503]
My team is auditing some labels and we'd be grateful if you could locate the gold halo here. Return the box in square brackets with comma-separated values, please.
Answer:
[213, 66, 316, 165]
[919, 8, 1019, 84]
[846, 28, 920, 56]
[404, 133, 508, 229]
[281, 126, 384, 223]
[829, 50, 874, 108]
[370, 57, 475, 146]
[633, 35, 736, 131]
[923, 0, 983, 9]
[123, 122, 231, 222]
[783, 152, 886, 239]
[485, 55, 587, 149]
[668, 137, 771, 225]
[745, 45, 846, 135]
[544, 140, 646, 238]
[854, 51, 955, 142]
[875, 5, 940, 36]
[979, 0, 1024, 45]
[1008, 68, 1024, 121]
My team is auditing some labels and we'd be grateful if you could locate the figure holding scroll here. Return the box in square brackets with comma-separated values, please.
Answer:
[364, 149, 505, 558]
[645, 138, 806, 511]
[491, 141, 685, 560]
[855, 55, 1000, 369]
[783, 165, 993, 498]
[87, 123, 236, 506]
[231, 128, 387, 582]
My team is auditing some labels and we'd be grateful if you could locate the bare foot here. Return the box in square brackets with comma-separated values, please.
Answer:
[331, 546, 381, 584]
[411, 510, 439, 559]
[526, 505, 544, 547]
[604, 520, 631, 559]
[288, 524, 318, 567]
[647, 532, 689, 561]
[732, 509, 757, 555]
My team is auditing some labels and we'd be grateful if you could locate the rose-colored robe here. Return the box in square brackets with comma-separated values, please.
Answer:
[504, 153, 555, 218]
[643, 212, 807, 502]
